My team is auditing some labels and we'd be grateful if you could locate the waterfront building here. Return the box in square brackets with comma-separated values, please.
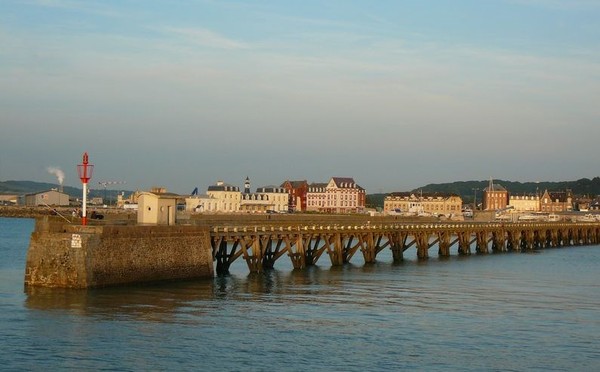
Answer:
[240, 185, 288, 213]
[383, 192, 462, 216]
[116, 190, 145, 209]
[0, 194, 18, 205]
[184, 194, 220, 213]
[540, 190, 573, 212]
[306, 177, 365, 214]
[23, 189, 70, 207]
[509, 194, 540, 212]
[206, 181, 241, 213]
[483, 179, 508, 211]
[280, 180, 308, 212]
[306, 183, 328, 212]
[573, 196, 592, 212]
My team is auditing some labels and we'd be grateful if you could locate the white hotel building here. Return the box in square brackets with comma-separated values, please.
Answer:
[306, 177, 366, 214]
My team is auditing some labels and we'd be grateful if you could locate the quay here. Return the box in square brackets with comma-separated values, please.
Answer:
[24, 214, 600, 288]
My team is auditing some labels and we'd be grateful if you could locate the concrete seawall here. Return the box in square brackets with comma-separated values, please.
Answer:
[25, 217, 214, 288]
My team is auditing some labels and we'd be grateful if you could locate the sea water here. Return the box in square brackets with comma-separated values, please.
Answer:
[1, 217, 599, 371]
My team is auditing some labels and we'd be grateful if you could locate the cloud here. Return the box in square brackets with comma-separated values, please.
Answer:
[162, 27, 250, 50]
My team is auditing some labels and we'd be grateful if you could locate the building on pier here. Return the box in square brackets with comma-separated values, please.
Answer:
[137, 191, 180, 225]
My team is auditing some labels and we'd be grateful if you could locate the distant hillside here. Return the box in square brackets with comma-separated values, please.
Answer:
[5, 178, 599, 209]
[414, 178, 600, 204]
[0, 180, 131, 201]
[363, 177, 600, 209]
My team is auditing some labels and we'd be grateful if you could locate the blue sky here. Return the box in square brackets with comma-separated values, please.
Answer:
[1, 0, 599, 194]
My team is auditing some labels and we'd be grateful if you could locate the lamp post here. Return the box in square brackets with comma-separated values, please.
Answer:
[77, 152, 94, 225]
[472, 188, 479, 211]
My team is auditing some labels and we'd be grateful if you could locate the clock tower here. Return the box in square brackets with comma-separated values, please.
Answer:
[244, 177, 251, 194]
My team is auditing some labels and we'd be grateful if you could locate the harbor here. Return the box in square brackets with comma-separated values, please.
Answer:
[23, 210, 600, 287]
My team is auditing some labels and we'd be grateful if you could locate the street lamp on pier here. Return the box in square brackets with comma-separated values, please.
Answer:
[77, 152, 94, 225]
[472, 188, 479, 211]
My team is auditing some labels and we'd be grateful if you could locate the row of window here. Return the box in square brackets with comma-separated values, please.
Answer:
[385, 203, 460, 211]
[308, 200, 358, 207]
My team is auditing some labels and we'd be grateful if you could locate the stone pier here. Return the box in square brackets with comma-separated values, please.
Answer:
[25, 217, 213, 288]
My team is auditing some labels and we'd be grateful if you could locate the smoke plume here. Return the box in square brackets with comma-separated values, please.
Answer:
[46, 166, 65, 185]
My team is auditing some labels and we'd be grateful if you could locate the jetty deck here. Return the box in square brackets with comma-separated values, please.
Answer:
[209, 220, 600, 274]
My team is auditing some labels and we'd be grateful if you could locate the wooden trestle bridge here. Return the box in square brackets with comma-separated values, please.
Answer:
[210, 221, 600, 274]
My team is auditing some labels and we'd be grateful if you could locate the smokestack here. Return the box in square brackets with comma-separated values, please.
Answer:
[46, 166, 65, 192]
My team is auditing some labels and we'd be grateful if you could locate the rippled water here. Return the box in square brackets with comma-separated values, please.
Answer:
[1, 217, 599, 371]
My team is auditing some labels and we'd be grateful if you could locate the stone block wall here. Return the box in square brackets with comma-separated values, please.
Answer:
[25, 218, 214, 288]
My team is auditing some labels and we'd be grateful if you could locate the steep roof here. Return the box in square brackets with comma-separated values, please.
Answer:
[207, 182, 239, 192]
[331, 177, 355, 187]
[484, 183, 507, 192]
[280, 180, 308, 189]
[548, 191, 568, 203]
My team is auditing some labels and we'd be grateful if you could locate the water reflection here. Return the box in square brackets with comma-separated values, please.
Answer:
[25, 279, 218, 322]
[25, 263, 400, 322]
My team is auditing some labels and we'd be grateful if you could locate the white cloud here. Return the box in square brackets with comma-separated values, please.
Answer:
[162, 27, 250, 50]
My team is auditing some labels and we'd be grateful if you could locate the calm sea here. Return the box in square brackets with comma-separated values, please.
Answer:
[1, 217, 599, 371]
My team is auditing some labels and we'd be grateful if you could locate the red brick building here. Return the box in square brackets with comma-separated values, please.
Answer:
[280, 180, 308, 212]
[483, 179, 509, 211]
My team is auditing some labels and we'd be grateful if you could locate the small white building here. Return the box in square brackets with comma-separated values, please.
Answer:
[137, 192, 179, 225]
[24, 189, 70, 207]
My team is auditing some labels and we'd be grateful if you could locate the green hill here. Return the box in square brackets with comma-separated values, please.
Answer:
[365, 178, 600, 208]
[414, 178, 600, 204]
[0, 180, 131, 202]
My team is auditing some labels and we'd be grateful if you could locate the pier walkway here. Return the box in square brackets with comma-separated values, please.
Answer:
[210, 221, 600, 274]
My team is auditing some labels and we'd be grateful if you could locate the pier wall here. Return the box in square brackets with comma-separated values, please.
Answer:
[25, 217, 213, 288]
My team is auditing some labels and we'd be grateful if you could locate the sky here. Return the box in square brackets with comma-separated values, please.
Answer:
[1, 0, 599, 195]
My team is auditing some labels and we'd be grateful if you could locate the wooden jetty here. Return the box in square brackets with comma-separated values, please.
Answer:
[210, 221, 600, 274]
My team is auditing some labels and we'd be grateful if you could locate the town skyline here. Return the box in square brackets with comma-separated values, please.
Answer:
[1, 1, 599, 194]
